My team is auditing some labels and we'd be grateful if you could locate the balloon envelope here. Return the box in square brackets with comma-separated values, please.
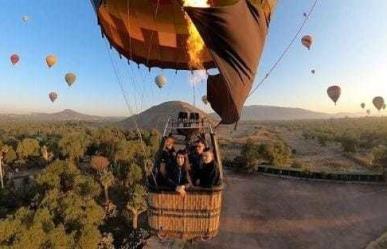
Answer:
[65, 73, 76, 87]
[327, 85, 341, 105]
[311, 69, 315, 74]
[367, 109, 371, 115]
[22, 16, 30, 22]
[155, 75, 167, 88]
[301, 35, 313, 50]
[49, 92, 58, 103]
[361, 103, 365, 109]
[10, 54, 19, 65]
[46, 55, 57, 68]
[373, 96, 384, 111]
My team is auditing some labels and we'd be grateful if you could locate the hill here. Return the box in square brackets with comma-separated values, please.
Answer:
[211, 105, 364, 121]
[119, 101, 213, 132]
[0, 109, 124, 122]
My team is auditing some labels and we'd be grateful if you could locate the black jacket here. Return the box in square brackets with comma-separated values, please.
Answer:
[166, 163, 191, 189]
[197, 161, 220, 188]
[189, 153, 203, 182]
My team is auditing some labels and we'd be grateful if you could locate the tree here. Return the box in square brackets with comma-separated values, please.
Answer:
[100, 171, 115, 205]
[16, 138, 40, 160]
[0, 160, 106, 248]
[58, 132, 90, 161]
[3, 146, 17, 164]
[126, 184, 147, 229]
[91, 156, 110, 173]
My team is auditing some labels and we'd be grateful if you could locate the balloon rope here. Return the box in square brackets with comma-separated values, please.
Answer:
[146, 0, 161, 66]
[104, 40, 148, 161]
[248, 0, 319, 98]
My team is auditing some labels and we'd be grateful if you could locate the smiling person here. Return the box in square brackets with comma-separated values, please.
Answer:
[166, 150, 192, 196]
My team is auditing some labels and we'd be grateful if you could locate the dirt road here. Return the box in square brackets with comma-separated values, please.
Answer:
[189, 171, 387, 249]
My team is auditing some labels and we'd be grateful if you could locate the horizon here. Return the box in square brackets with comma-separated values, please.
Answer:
[0, 101, 380, 117]
[1, 1, 387, 116]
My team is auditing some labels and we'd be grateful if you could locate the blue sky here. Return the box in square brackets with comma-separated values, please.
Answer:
[0, 0, 387, 116]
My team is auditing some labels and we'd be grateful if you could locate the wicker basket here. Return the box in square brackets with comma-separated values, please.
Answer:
[148, 187, 223, 240]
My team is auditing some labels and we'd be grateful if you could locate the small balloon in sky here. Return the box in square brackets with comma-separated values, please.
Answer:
[301, 35, 313, 50]
[311, 69, 315, 74]
[372, 96, 384, 111]
[155, 74, 167, 88]
[46, 55, 57, 68]
[202, 95, 209, 105]
[327, 85, 341, 105]
[65, 73, 77, 87]
[49, 92, 58, 103]
[22, 16, 30, 22]
[10, 54, 20, 65]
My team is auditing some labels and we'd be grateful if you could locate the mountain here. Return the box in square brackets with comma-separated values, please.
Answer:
[119, 101, 213, 132]
[210, 105, 364, 121]
[0, 109, 125, 122]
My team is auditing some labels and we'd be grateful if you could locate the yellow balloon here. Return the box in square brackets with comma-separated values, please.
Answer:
[46, 55, 57, 68]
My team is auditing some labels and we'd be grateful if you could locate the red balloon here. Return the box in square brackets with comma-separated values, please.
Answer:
[10, 54, 20, 65]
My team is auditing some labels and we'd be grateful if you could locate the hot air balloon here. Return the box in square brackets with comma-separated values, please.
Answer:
[49, 92, 58, 103]
[46, 55, 57, 68]
[301, 35, 313, 50]
[91, 0, 276, 241]
[384, 104, 386, 110]
[10, 54, 20, 65]
[202, 95, 209, 105]
[22, 16, 30, 22]
[65, 73, 76, 87]
[91, 0, 275, 125]
[373, 96, 384, 111]
[155, 75, 167, 89]
[367, 109, 371, 115]
[327, 85, 341, 105]
[361, 103, 365, 109]
[311, 69, 315, 74]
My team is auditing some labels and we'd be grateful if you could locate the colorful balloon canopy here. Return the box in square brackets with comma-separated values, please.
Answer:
[49, 92, 58, 103]
[46, 55, 57, 68]
[301, 35, 313, 50]
[10, 54, 19, 65]
[91, 0, 276, 125]
[155, 74, 167, 89]
[361, 103, 365, 109]
[327, 85, 341, 105]
[202, 95, 209, 105]
[65, 73, 77, 87]
[372, 96, 384, 111]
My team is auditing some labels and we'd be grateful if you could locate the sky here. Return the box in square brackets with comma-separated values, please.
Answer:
[0, 0, 387, 116]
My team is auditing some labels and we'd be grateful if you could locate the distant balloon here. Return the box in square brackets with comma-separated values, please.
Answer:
[327, 85, 341, 105]
[46, 55, 57, 68]
[202, 95, 209, 105]
[366, 109, 371, 115]
[301, 35, 313, 50]
[373, 96, 384, 111]
[10, 54, 20, 65]
[360, 103, 365, 109]
[65, 73, 76, 87]
[303, 12, 307, 17]
[22, 16, 30, 22]
[49, 92, 58, 103]
[384, 104, 386, 110]
[311, 69, 315, 74]
[155, 74, 167, 88]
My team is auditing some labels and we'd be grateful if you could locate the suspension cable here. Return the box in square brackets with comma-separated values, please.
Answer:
[104, 40, 148, 160]
[248, 0, 319, 98]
